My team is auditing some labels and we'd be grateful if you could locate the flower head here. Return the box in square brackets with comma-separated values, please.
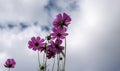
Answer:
[46, 35, 51, 41]
[48, 39, 64, 54]
[40, 43, 47, 52]
[53, 13, 71, 28]
[45, 48, 56, 59]
[4, 59, 16, 68]
[40, 65, 45, 70]
[28, 36, 45, 51]
[51, 27, 68, 40]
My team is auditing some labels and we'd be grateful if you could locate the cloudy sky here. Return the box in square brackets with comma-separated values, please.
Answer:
[0, 0, 120, 71]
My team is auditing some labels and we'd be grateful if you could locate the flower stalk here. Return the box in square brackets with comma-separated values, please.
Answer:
[37, 50, 41, 69]
[52, 58, 55, 71]
[63, 37, 66, 71]
[8, 68, 10, 71]
[57, 54, 60, 71]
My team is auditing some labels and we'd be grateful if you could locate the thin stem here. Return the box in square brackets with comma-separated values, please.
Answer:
[37, 50, 41, 68]
[8, 68, 10, 71]
[42, 53, 47, 71]
[42, 47, 47, 71]
[63, 37, 67, 71]
[52, 58, 55, 71]
[57, 54, 60, 71]
[45, 54, 47, 71]
[60, 61, 62, 71]
[61, 51, 65, 58]
[43, 53, 45, 64]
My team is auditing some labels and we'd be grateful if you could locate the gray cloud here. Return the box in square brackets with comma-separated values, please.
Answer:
[0, 0, 120, 71]
[67, 0, 120, 71]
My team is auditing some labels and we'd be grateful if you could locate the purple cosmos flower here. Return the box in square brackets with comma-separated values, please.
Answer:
[4, 59, 16, 68]
[45, 48, 56, 59]
[40, 43, 47, 52]
[28, 36, 45, 51]
[51, 27, 68, 39]
[48, 39, 64, 54]
[53, 13, 71, 28]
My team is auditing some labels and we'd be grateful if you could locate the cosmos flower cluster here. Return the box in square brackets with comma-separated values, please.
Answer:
[3, 13, 71, 71]
[28, 13, 71, 59]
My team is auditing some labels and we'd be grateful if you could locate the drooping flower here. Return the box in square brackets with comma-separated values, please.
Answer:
[28, 36, 45, 51]
[51, 27, 68, 40]
[40, 43, 47, 52]
[40, 65, 45, 70]
[45, 48, 56, 59]
[48, 39, 64, 54]
[4, 59, 16, 68]
[59, 57, 63, 60]
[46, 35, 51, 41]
[53, 13, 71, 28]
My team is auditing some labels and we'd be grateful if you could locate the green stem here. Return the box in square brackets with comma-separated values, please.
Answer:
[63, 37, 67, 71]
[45, 53, 47, 71]
[57, 54, 60, 71]
[61, 51, 65, 58]
[52, 58, 55, 71]
[42, 53, 47, 71]
[8, 68, 10, 71]
[43, 53, 45, 64]
[37, 50, 41, 69]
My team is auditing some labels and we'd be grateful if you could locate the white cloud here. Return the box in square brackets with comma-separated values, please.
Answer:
[0, 0, 49, 23]
[67, 0, 120, 71]
[0, 0, 120, 71]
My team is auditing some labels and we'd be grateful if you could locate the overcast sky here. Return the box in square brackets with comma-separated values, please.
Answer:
[0, 0, 120, 71]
